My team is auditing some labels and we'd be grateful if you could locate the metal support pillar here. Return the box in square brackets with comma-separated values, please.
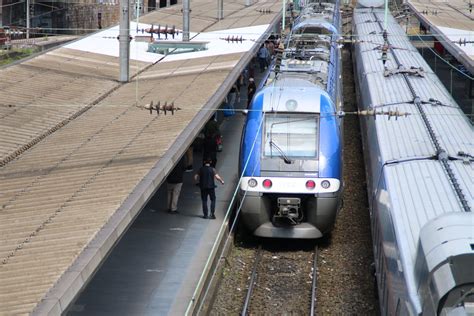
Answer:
[135, 0, 140, 31]
[119, 0, 130, 82]
[282, 0, 286, 30]
[26, 0, 30, 39]
[183, 0, 190, 41]
[217, 0, 223, 20]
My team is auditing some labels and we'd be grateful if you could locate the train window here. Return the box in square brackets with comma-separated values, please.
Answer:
[264, 114, 319, 158]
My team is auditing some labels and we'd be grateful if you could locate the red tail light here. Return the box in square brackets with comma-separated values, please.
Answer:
[262, 179, 272, 189]
[306, 180, 316, 189]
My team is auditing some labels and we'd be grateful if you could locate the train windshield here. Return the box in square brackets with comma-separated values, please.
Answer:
[264, 114, 319, 159]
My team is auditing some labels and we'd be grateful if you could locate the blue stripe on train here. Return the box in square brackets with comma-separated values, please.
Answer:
[319, 93, 341, 180]
[240, 92, 264, 177]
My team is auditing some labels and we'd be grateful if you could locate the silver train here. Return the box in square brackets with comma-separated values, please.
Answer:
[238, 1, 343, 239]
[353, 2, 474, 315]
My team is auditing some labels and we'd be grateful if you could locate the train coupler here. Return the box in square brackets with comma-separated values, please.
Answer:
[274, 197, 302, 225]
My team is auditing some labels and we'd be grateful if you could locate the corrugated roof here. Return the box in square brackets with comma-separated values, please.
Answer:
[0, 0, 283, 313]
[407, 0, 474, 73]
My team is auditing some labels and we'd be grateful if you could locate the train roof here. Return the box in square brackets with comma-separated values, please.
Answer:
[293, 2, 338, 34]
[275, 59, 329, 88]
[292, 21, 338, 35]
[353, 7, 474, 305]
[259, 77, 332, 113]
[353, 8, 473, 160]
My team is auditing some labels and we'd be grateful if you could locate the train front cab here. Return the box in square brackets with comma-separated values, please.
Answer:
[238, 180, 342, 239]
[238, 89, 342, 239]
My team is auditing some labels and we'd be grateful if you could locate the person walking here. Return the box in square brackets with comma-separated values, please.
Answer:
[194, 158, 225, 219]
[166, 156, 186, 213]
[247, 77, 257, 108]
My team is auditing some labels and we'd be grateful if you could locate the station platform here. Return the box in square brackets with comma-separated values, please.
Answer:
[0, 0, 281, 313]
[407, 0, 474, 75]
[67, 69, 265, 315]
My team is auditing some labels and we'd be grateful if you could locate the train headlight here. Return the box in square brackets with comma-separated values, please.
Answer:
[262, 179, 272, 189]
[321, 180, 331, 189]
[305, 180, 316, 190]
[285, 99, 298, 111]
[248, 178, 258, 187]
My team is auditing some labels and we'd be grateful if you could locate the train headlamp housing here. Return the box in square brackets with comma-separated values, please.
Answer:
[321, 180, 331, 189]
[262, 179, 273, 189]
[248, 178, 258, 187]
[285, 99, 298, 111]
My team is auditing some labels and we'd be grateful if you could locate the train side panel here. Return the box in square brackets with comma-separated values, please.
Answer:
[353, 4, 474, 315]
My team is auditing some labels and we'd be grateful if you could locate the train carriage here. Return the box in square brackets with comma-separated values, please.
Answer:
[238, 1, 343, 239]
[353, 2, 474, 314]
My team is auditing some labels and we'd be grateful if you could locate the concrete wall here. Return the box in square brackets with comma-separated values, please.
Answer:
[67, 3, 120, 34]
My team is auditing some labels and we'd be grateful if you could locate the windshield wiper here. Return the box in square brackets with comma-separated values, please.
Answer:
[269, 140, 293, 164]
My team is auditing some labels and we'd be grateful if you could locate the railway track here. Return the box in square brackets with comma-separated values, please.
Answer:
[241, 245, 318, 315]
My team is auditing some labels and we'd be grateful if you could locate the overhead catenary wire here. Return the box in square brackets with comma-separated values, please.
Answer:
[6, 26, 474, 40]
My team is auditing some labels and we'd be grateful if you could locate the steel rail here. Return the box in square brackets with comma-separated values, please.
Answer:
[310, 246, 318, 316]
[241, 245, 262, 316]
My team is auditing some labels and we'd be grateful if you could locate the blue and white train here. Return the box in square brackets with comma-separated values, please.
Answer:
[353, 1, 474, 314]
[238, 1, 343, 239]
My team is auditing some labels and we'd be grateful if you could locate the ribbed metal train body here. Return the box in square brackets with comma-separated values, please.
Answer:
[353, 4, 474, 315]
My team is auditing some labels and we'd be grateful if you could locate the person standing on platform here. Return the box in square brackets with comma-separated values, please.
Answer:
[248, 63, 255, 87]
[166, 156, 186, 213]
[185, 146, 193, 172]
[257, 44, 270, 72]
[194, 158, 224, 219]
[247, 77, 257, 109]
[202, 133, 218, 168]
[266, 40, 275, 58]
[226, 82, 240, 116]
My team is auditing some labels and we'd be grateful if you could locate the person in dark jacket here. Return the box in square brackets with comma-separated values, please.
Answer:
[247, 77, 257, 108]
[166, 156, 186, 213]
[194, 158, 224, 219]
[202, 133, 218, 168]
